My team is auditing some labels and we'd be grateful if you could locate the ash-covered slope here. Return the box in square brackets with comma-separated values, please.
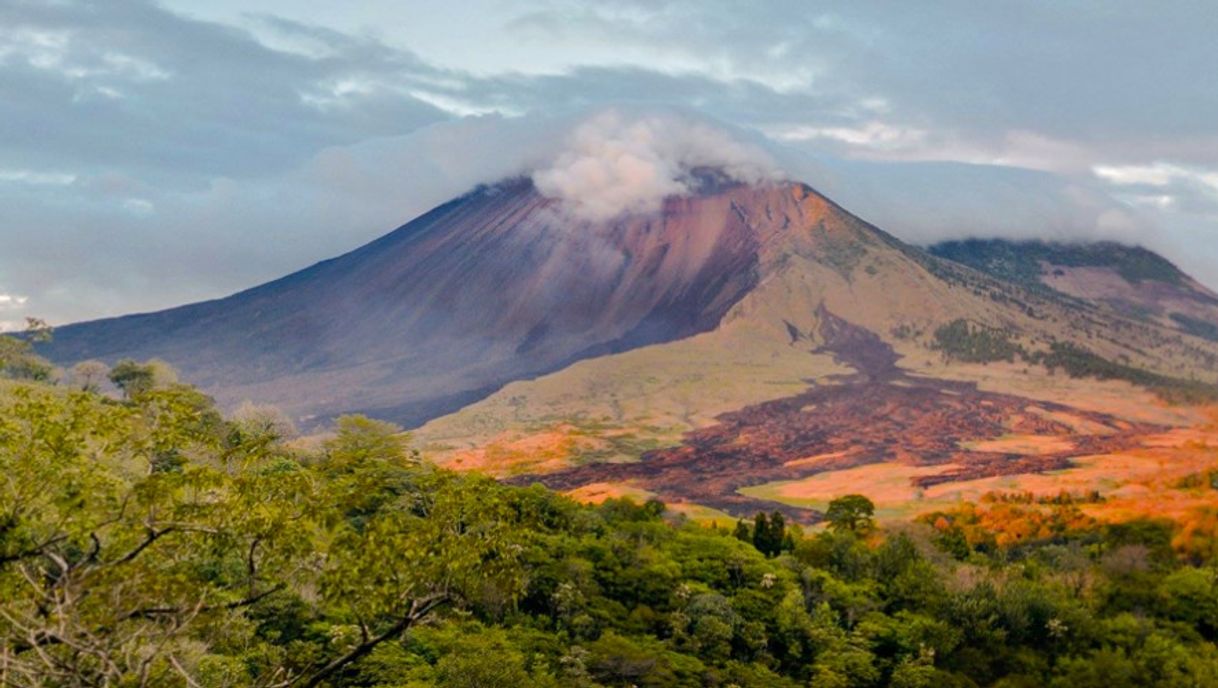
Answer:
[41, 177, 812, 424]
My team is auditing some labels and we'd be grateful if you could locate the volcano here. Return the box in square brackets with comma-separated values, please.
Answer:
[43, 176, 1218, 430]
[40, 172, 1218, 518]
[41, 176, 869, 424]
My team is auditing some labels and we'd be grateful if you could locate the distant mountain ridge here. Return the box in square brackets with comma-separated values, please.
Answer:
[929, 239, 1191, 286]
[929, 238, 1218, 341]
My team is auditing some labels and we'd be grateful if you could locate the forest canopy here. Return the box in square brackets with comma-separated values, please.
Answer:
[1, 342, 1217, 687]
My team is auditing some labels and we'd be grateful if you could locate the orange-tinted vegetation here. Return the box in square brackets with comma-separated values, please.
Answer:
[443, 424, 606, 476]
[564, 481, 654, 504]
[921, 501, 1098, 549]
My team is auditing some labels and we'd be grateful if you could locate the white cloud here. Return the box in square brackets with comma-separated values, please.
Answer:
[766, 121, 926, 149]
[0, 168, 76, 185]
[1094, 163, 1181, 187]
[1093, 162, 1218, 194]
[0, 27, 71, 68]
[0, 293, 29, 309]
[0, 294, 29, 331]
[0, 27, 169, 82]
[532, 108, 784, 220]
[98, 52, 171, 82]
[299, 77, 378, 111]
[798, 155, 1151, 248]
[1116, 193, 1176, 210]
[122, 198, 155, 215]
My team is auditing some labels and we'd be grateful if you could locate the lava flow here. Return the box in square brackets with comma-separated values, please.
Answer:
[514, 307, 1163, 522]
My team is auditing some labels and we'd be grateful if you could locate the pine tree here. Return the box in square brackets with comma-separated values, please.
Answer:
[768, 511, 786, 557]
[752, 512, 770, 555]
[733, 519, 751, 543]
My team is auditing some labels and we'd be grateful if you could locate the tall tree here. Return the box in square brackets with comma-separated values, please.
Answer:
[753, 512, 771, 556]
[825, 494, 876, 534]
[108, 358, 156, 399]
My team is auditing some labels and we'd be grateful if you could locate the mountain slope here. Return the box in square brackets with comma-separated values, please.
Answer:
[929, 238, 1218, 340]
[44, 178, 784, 424]
[47, 177, 926, 425]
[407, 189, 1218, 520]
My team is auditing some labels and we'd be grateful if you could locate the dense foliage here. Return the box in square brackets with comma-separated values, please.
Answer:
[2, 346, 1218, 686]
[0, 319, 53, 382]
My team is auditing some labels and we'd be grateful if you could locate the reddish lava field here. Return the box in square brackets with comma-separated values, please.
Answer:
[513, 308, 1163, 522]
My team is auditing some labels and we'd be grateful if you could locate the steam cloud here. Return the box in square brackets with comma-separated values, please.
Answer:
[531, 109, 784, 221]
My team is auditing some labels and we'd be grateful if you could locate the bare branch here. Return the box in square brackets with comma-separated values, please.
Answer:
[294, 592, 449, 688]
[120, 583, 286, 622]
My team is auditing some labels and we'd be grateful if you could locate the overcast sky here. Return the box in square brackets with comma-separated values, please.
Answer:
[3, 0, 1217, 328]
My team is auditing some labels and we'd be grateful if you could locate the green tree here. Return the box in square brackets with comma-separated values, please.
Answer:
[752, 511, 788, 557]
[753, 512, 770, 555]
[734, 519, 751, 543]
[825, 494, 876, 534]
[771, 511, 789, 554]
[0, 385, 309, 685]
[0, 318, 54, 381]
[306, 473, 525, 687]
[108, 358, 156, 398]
